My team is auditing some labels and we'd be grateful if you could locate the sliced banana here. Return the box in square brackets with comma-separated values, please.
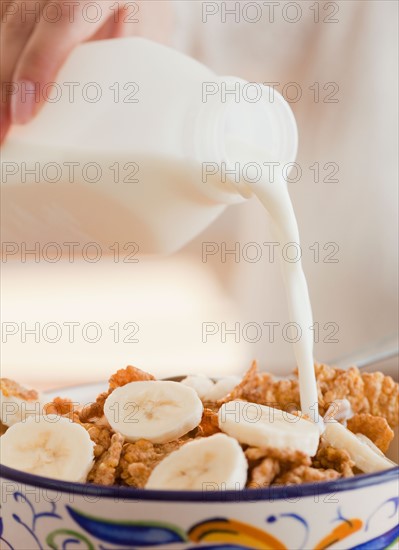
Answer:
[355, 433, 386, 457]
[104, 380, 203, 444]
[204, 376, 241, 401]
[146, 433, 247, 490]
[323, 419, 395, 473]
[324, 399, 353, 424]
[0, 415, 95, 481]
[218, 400, 320, 456]
[0, 378, 43, 427]
[181, 375, 215, 399]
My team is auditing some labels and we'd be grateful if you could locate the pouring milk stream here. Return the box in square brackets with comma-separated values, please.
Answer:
[1, 38, 322, 429]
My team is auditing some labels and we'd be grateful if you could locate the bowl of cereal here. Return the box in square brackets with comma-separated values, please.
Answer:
[1, 363, 398, 550]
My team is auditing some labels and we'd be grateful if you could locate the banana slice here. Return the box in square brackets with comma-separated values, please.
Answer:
[104, 380, 203, 444]
[355, 433, 387, 456]
[204, 376, 241, 401]
[0, 378, 43, 427]
[146, 433, 247, 490]
[181, 375, 215, 399]
[324, 399, 353, 424]
[1, 415, 95, 481]
[218, 400, 320, 456]
[323, 419, 395, 473]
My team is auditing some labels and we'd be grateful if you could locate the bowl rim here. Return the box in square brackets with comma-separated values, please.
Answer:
[1, 464, 398, 502]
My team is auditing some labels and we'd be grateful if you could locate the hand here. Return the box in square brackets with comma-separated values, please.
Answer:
[0, 0, 174, 142]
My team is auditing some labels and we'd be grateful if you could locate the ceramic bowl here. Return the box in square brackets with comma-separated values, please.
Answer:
[1, 382, 398, 550]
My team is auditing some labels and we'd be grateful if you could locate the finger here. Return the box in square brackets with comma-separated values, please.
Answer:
[89, 8, 126, 41]
[90, 1, 134, 39]
[10, 0, 116, 125]
[0, 0, 45, 140]
[0, 104, 10, 143]
[90, 1, 175, 43]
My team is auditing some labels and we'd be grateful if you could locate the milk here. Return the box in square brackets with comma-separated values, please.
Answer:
[226, 137, 321, 428]
[1, 37, 320, 424]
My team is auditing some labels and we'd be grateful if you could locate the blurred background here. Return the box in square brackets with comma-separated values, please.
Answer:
[1, 0, 398, 388]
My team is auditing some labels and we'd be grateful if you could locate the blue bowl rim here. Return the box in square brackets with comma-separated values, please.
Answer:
[1, 464, 398, 503]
